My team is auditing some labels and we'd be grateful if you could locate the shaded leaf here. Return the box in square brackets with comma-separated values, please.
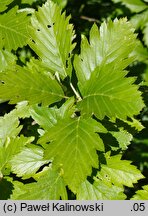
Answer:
[0, 178, 14, 199]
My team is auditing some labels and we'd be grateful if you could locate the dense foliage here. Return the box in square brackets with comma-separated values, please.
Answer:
[0, 0, 148, 200]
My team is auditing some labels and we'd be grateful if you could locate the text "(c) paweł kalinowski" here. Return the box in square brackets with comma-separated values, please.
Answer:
[20, 202, 104, 212]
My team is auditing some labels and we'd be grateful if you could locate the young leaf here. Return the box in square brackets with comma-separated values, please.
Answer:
[12, 169, 67, 200]
[74, 19, 144, 119]
[77, 180, 126, 200]
[97, 153, 145, 187]
[40, 117, 104, 193]
[0, 7, 30, 50]
[29, 0, 75, 78]
[10, 145, 50, 178]
[0, 65, 64, 105]
[131, 185, 148, 200]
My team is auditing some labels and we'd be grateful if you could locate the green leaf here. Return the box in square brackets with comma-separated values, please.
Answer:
[131, 185, 148, 200]
[30, 97, 75, 131]
[112, 0, 148, 12]
[97, 153, 144, 187]
[77, 180, 126, 200]
[14, 101, 31, 119]
[40, 117, 104, 193]
[74, 19, 137, 86]
[74, 19, 144, 120]
[122, 117, 145, 131]
[0, 7, 30, 50]
[12, 169, 67, 200]
[10, 181, 26, 200]
[29, 0, 75, 78]
[0, 111, 22, 146]
[77, 64, 144, 120]
[110, 128, 133, 150]
[0, 136, 33, 174]
[130, 10, 148, 29]
[0, 50, 16, 72]
[10, 145, 50, 178]
[0, 64, 64, 105]
[0, 0, 14, 12]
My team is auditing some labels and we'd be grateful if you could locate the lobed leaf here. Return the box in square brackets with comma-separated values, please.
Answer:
[30, 97, 75, 131]
[40, 117, 104, 193]
[29, 0, 75, 78]
[74, 19, 144, 120]
[12, 169, 67, 200]
[0, 65, 64, 105]
[97, 153, 145, 187]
